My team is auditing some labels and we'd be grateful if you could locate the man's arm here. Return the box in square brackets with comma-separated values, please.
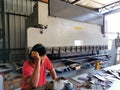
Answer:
[27, 51, 41, 88]
[49, 68, 57, 80]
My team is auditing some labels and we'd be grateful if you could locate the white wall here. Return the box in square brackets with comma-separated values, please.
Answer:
[27, 16, 108, 47]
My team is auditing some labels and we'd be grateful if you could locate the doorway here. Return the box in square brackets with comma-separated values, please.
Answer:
[105, 11, 120, 65]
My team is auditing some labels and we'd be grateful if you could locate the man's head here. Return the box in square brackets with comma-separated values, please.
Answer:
[29, 44, 46, 60]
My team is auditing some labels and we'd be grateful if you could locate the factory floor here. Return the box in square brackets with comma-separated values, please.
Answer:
[3, 59, 111, 90]
[47, 62, 110, 81]
[46, 61, 111, 90]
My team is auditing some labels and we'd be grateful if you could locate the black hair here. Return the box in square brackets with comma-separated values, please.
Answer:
[29, 44, 46, 60]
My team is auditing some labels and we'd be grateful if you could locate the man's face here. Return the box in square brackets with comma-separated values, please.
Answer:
[40, 55, 46, 63]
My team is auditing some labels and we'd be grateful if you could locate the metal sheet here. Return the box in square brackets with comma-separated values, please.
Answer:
[49, 0, 103, 25]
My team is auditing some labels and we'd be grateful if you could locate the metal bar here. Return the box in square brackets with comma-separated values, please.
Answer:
[20, 16, 22, 48]
[1, 0, 6, 62]
[6, 12, 29, 17]
[100, 1, 120, 9]
[103, 8, 120, 15]
[14, 14, 16, 48]
[71, 0, 81, 4]
[0, 48, 25, 50]
[7, 14, 10, 54]
[100, 16, 105, 35]
[10, 48, 25, 50]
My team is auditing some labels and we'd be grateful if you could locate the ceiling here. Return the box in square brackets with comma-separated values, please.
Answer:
[62, 0, 120, 9]
[40, 0, 120, 13]
[40, 0, 120, 9]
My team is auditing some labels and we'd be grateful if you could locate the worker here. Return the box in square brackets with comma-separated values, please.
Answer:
[22, 44, 57, 90]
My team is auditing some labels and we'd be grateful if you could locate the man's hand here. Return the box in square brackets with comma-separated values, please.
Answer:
[31, 51, 41, 63]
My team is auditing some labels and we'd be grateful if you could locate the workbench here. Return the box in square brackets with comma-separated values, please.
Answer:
[69, 64, 120, 90]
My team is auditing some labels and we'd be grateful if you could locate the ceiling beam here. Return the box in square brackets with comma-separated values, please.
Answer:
[99, 0, 120, 14]
[100, 0, 120, 9]
[71, 0, 81, 4]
